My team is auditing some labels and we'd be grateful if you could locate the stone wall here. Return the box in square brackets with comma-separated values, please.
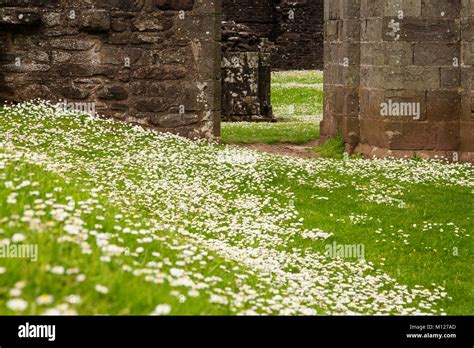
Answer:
[221, 21, 273, 122]
[222, 0, 324, 70]
[221, 0, 275, 39]
[461, 0, 474, 160]
[0, 0, 221, 139]
[320, 0, 361, 152]
[321, 0, 474, 162]
[273, 0, 324, 70]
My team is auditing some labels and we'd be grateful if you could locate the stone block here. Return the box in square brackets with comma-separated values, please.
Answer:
[441, 68, 461, 87]
[426, 90, 462, 121]
[98, 85, 129, 100]
[80, 10, 110, 32]
[154, 0, 195, 11]
[413, 43, 460, 66]
[0, 8, 41, 26]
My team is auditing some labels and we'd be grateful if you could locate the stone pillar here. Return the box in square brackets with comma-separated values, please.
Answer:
[221, 22, 273, 122]
[357, 0, 463, 158]
[320, 0, 361, 153]
[322, 0, 472, 161]
[460, 0, 474, 162]
[221, 52, 273, 122]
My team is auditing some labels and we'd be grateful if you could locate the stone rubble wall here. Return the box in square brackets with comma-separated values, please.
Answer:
[221, 0, 275, 40]
[0, 0, 221, 139]
[321, 0, 474, 162]
[273, 0, 324, 70]
[222, 0, 324, 71]
[221, 21, 273, 122]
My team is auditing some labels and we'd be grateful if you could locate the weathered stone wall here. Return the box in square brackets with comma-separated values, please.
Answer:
[221, 0, 275, 39]
[273, 0, 324, 70]
[222, 0, 324, 70]
[321, 0, 474, 162]
[320, 0, 361, 153]
[221, 21, 273, 122]
[0, 0, 221, 139]
[461, 0, 474, 160]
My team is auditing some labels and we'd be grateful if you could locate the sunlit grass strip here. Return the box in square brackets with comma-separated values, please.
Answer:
[272, 70, 324, 85]
[272, 85, 324, 117]
[221, 121, 320, 145]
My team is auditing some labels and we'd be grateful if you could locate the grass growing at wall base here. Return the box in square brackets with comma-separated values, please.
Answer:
[311, 135, 345, 159]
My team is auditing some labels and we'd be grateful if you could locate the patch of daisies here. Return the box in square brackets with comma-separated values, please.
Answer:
[0, 101, 471, 315]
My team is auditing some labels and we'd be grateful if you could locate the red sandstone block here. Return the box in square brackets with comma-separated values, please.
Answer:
[400, 122, 438, 150]
[413, 43, 460, 66]
[460, 121, 474, 151]
[361, 18, 383, 42]
[441, 68, 461, 88]
[384, 41, 413, 66]
[461, 18, 474, 41]
[436, 121, 461, 150]
[342, 0, 361, 19]
[384, 66, 440, 90]
[360, 118, 388, 147]
[359, 88, 385, 118]
[361, 0, 383, 18]
[384, 17, 460, 42]
[426, 90, 462, 121]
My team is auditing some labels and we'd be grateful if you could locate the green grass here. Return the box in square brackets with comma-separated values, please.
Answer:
[221, 70, 323, 145]
[312, 135, 345, 159]
[278, 166, 474, 315]
[272, 70, 324, 86]
[0, 157, 251, 315]
[0, 102, 473, 316]
[221, 121, 319, 145]
[271, 70, 324, 118]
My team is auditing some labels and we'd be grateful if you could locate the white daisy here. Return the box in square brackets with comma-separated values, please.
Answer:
[7, 298, 28, 312]
[36, 294, 55, 305]
[151, 304, 171, 316]
[95, 284, 109, 294]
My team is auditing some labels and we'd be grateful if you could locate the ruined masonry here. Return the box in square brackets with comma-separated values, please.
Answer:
[222, 0, 325, 70]
[1, 0, 473, 161]
[0, 0, 221, 139]
[220, 0, 325, 122]
[221, 21, 273, 122]
[321, 0, 474, 162]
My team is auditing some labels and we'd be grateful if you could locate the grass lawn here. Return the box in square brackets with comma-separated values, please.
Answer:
[221, 70, 323, 145]
[311, 135, 347, 159]
[220, 120, 320, 145]
[0, 101, 472, 315]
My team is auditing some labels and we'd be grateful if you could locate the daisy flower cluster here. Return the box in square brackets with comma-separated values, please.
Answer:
[0, 101, 471, 315]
